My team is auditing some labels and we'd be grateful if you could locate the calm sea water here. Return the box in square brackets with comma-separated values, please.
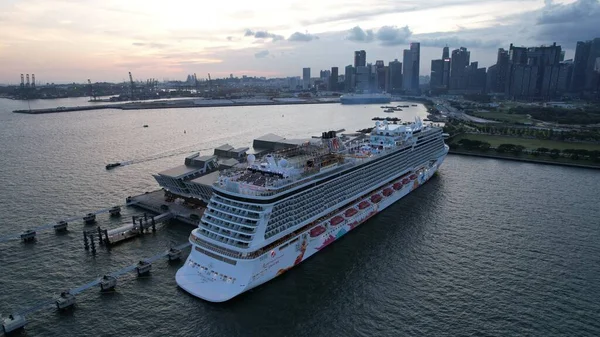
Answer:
[0, 98, 599, 337]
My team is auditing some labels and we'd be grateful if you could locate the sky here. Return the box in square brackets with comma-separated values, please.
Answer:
[0, 0, 599, 84]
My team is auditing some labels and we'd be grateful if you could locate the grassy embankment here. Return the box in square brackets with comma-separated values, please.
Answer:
[448, 133, 600, 168]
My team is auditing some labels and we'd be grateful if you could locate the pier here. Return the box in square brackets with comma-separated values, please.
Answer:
[1, 242, 190, 335]
[0, 203, 133, 244]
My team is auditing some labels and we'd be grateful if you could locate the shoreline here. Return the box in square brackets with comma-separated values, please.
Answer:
[13, 99, 341, 114]
[448, 149, 600, 170]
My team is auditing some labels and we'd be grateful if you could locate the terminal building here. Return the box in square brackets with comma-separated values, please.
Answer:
[153, 134, 311, 205]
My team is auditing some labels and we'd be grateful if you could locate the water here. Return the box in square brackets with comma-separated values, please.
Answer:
[1, 98, 599, 336]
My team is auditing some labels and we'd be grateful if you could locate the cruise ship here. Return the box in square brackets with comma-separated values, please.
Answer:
[339, 93, 391, 104]
[170, 117, 448, 302]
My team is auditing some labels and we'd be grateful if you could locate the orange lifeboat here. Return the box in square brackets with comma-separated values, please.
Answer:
[410, 174, 417, 180]
[358, 201, 370, 210]
[383, 188, 393, 197]
[310, 226, 326, 237]
[330, 215, 344, 226]
[345, 208, 358, 217]
[402, 178, 410, 184]
[393, 182, 402, 190]
[370, 194, 382, 203]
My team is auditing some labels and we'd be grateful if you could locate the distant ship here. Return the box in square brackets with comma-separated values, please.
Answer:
[169, 117, 448, 302]
[340, 93, 391, 105]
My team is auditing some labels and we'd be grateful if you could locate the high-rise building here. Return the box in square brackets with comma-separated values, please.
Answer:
[320, 70, 331, 80]
[466, 62, 487, 92]
[494, 48, 509, 93]
[450, 47, 470, 90]
[402, 43, 420, 92]
[344, 65, 354, 92]
[430, 59, 444, 89]
[355, 66, 370, 92]
[388, 59, 402, 93]
[330, 67, 339, 91]
[572, 40, 592, 92]
[375, 60, 386, 91]
[354, 50, 366, 68]
[486, 65, 498, 94]
[302, 67, 311, 90]
[505, 42, 563, 99]
[442, 46, 450, 60]
[442, 58, 451, 89]
[586, 38, 600, 89]
[402, 49, 412, 91]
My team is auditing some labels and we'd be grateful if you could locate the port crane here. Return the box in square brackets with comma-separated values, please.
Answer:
[128, 72, 135, 99]
[207, 73, 212, 93]
[87, 79, 97, 101]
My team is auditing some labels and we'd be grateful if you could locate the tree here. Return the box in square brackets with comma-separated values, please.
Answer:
[537, 147, 549, 155]
[549, 149, 561, 159]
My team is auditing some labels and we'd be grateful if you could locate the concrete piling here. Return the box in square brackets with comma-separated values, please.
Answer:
[83, 232, 89, 250]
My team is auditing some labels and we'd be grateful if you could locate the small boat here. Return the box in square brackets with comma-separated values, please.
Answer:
[358, 201, 370, 210]
[393, 182, 403, 190]
[143, 125, 149, 128]
[330, 215, 344, 226]
[383, 188, 393, 197]
[345, 208, 358, 217]
[105, 162, 121, 170]
[384, 109, 395, 113]
[370, 194, 382, 203]
[411, 104, 417, 107]
[310, 226, 326, 237]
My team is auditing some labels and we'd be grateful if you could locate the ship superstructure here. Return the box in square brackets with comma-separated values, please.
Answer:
[175, 117, 448, 302]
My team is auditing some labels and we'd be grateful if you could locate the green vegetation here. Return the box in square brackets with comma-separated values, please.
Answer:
[509, 106, 600, 125]
[469, 111, 531, 124]
[448, 133, 600, 166]
[450, 133, 600, 152]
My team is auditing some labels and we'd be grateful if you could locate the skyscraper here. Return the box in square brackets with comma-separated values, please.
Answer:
[375, 60, 386, 91]
[354, 50, 366, 68]
[344, 65, 354, 92]
[402, 42, 420, 92]
[430, 59, 444, 89]
[494, 48, 509, 93]
[505, 42, 563, 98]
[330, 67, 339, 91]
[302, 67, 311, 90]
[450, 47, 470, 90]
[585, 38, 600, 89]
[571, 40, 592, 92]
[442, 46, 450, 60]
[388, 59, 402, 93]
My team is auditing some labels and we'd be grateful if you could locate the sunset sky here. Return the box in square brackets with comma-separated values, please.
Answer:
[0, 0, 598, 83]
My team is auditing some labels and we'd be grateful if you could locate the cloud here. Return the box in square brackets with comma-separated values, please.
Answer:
[418, 35, 503, 48]
[534, 0, 600, 44]
[226, 36, 233, 41]
[375, 26, 412, 46]
[254, 50, 269, 58]
[347, 25, 412, 46]
[347, 26, 374, 42]
[131, 42, 170, 49]
[244, 29, 284, 41]
[287, 32, 318, 42]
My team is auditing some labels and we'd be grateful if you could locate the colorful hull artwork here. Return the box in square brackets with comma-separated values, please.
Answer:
[176, 154, 445, 302]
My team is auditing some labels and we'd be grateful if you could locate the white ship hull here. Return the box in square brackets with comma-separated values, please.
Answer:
[176, 151, 447, 302]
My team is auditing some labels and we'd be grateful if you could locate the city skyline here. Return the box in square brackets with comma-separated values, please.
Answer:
[1, 0, 599, 83]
